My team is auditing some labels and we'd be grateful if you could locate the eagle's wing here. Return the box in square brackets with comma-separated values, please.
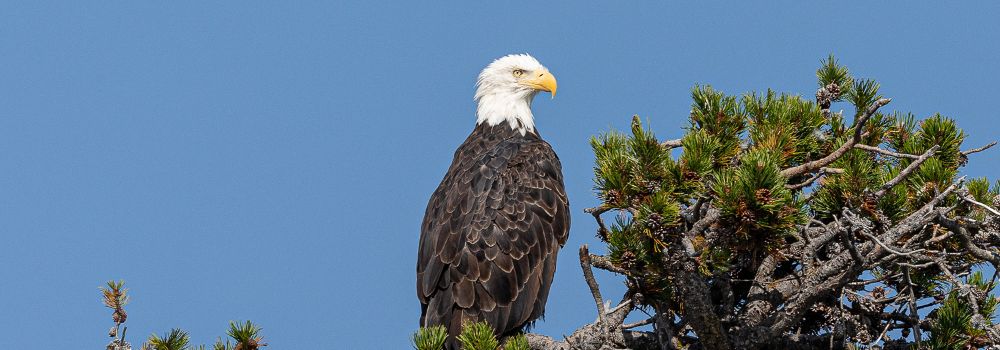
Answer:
[417, 137, 570, 338]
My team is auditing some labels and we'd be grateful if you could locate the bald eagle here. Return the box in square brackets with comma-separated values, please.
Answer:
[417, 54, 570, 347]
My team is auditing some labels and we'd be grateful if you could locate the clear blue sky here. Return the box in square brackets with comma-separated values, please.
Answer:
[2, 2, 998, 349]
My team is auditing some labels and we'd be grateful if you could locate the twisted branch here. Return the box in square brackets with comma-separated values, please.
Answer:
[781, 98, 891, 178]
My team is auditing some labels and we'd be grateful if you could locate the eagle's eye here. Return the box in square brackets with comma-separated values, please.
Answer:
[512, 69, 525, 77]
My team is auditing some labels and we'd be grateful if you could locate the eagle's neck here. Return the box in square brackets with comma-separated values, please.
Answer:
[475, 90, 537, 136]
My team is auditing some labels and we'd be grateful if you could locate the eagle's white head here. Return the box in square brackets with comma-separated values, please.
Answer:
[474, 54, 557, 135]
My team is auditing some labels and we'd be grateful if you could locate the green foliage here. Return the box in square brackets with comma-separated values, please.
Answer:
[816, 54, 853, 98]
[885, 112, 917, 151]
[810, 148, 886, 219]
[911, 158, 958, 203]
[846, 78, 881, 116]
[224, 320, 266, 349]
[501, 334, 529, 350]
[587, 56, 998, 347]
[607, 216, 657, 272]
[810, 107, 969, 222]
[101, 279, 130, 328]
[411, 325, 448, 350]
[101, 280, 130, 310]
[967, 177, 993, 203]
[971, 271, 1000, 318]
[689, 85, 745, 166]
[679, 129, 721, 176]
[966, 177, 1000, 220]
[743, 90, 827, 168]
[143, 321, 265, 350]
[927, 271, 998, 349]
[928, 294, 975, 350]
[456, 321, 499, 350]
[410, 322, 528, 350]
[713, 148, 801, 245]
[607, 216, 674, 297]
[914, 114, 966, 168]
[591, 129, 632, 206]
[148, 329, 192, 350]
[213, 339, 235, 350]
[591, 116, 685, 208]
[876, 166, 909, 220]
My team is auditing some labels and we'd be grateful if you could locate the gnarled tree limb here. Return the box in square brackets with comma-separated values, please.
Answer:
[781, 98, 891, 178]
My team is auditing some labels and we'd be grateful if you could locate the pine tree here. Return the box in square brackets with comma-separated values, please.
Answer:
[97, 280, 267, 350]
[511, 55, 999, 349]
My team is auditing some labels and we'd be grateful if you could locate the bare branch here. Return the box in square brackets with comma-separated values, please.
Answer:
[939, 214, 1000, 265]
[872, 144, 941, 199]
[854, 143, 921, 159]
[903, 268, 921, 349]
[861, 231, 926, 257]
[579, 245, 607, 326]
[934, 259, 983, 313]
[661, 138, 683, 149]
[622, 317, 655, 330]
[525, 330, 659, 350]
[589, 254, 626, 275]
[786, 171, 824, 190]
[786, 168, 844, 190]
[869, 303, 906, 347]
[585, 206, 612, 241]
[840, 230, 866, 266]
[660, 250, 730, 349]
[781, 98, 891, 178]
[745, 180, 964, 345]
[962, 140, 997, 156]
[687, 208, 720, 236]
[959, 193, 1000, 217]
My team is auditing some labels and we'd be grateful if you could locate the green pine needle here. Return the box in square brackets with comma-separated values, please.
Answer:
[502, 334, 529, 350]
[456, 321, 499, 350]
[226, 320, 265, 349]
[147, 329, 192, 350]
[411, 325, 448, 350]
[846, 79, 881, 117]
[212, 338, 235, 350]
[816, 54, 854, 97]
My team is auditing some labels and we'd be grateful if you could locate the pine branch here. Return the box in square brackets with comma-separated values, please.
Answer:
[660, 138, 683, 149]
[780, 98, 891, 178]
[854, 143, 921, 159]
[589, 254, 626, 274]
[871, 144, 940, 199]
[584, 206, 611, 241]
[785, 168, 845, 190]
[962, 140, 997, 156]
[903, 268, 922, 349]
[579, 245, 607, 326]
[460, 57, 1000, 350]
[959, 192, 1000, 217]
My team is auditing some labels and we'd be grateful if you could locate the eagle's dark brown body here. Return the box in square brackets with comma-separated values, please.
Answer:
[417, 121, 570, 347]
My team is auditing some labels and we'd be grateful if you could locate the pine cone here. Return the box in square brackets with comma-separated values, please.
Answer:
[825, 82, 841, 99]
[113, 309, 127, 324]
[815, 83, 841, 109]
[107, 340, 131, 350]
[646, 213, 664, 232]
[620, 251, 638, 270]
[644, 181, 660, 194]
[754, 188, 772, 204]
[816, 89, 833, 109]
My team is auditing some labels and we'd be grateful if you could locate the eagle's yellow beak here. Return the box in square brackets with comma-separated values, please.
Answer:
[522, 69, 558, 98]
